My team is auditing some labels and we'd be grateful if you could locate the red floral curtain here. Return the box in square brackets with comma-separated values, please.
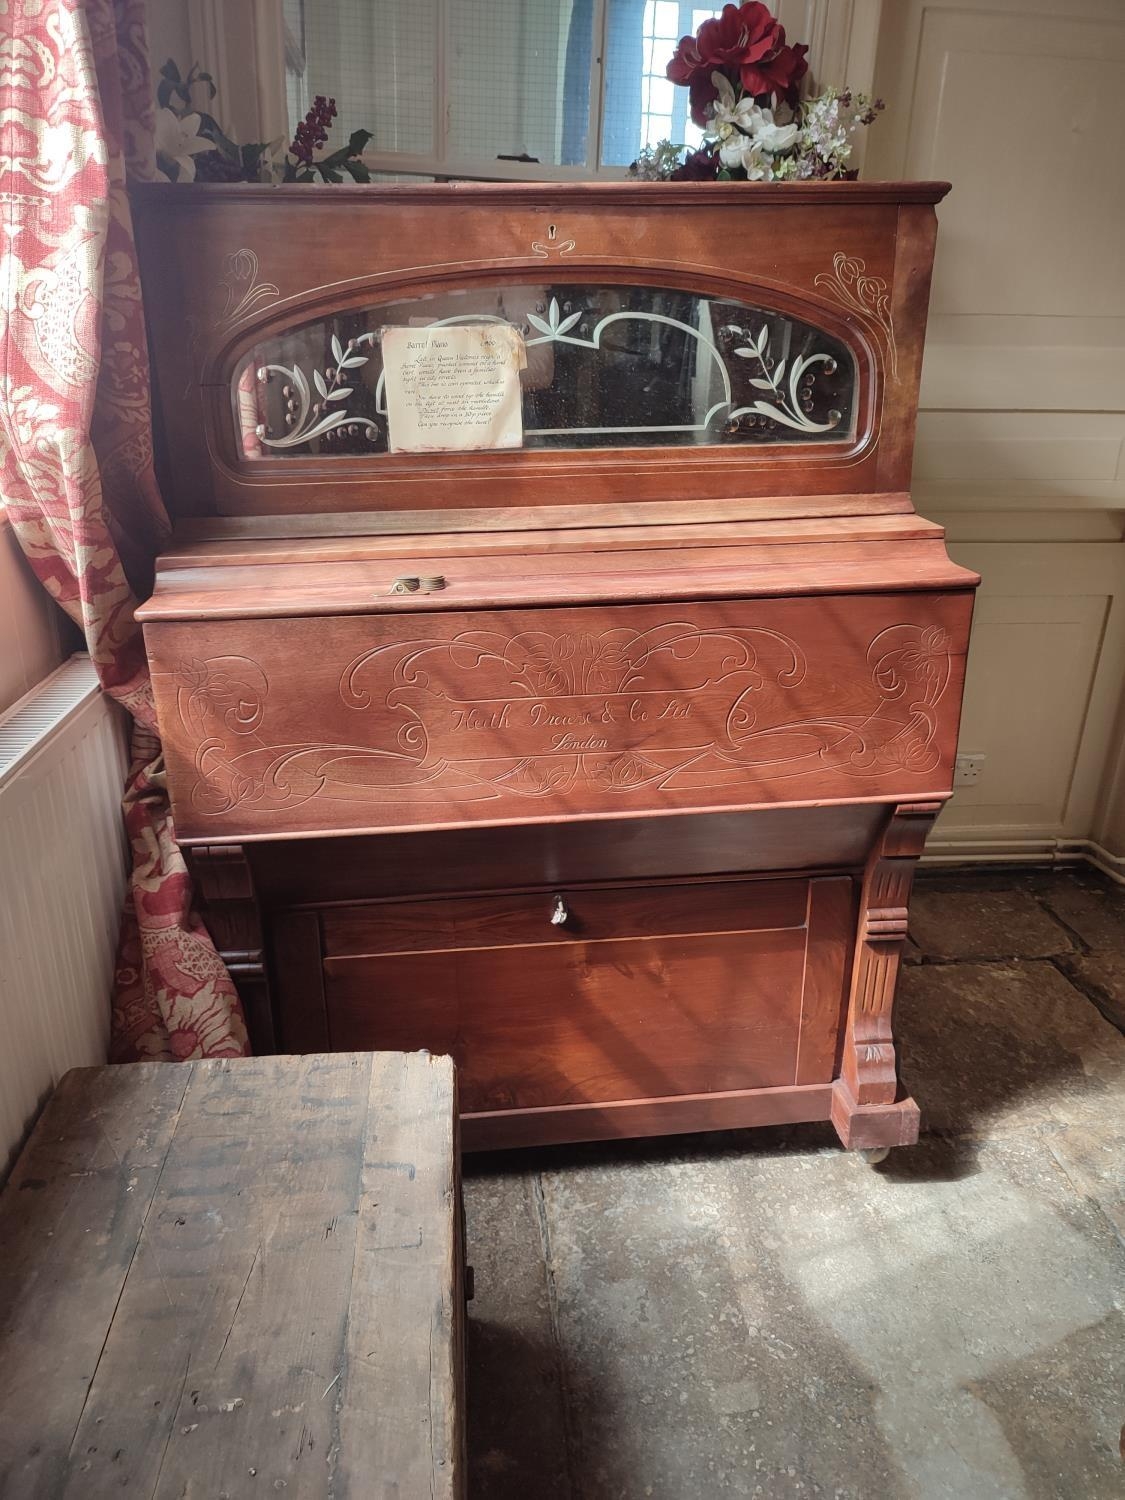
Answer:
[0, 0, 248, 1059]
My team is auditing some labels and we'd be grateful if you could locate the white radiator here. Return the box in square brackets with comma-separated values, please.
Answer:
[0, 655, 129, 1175]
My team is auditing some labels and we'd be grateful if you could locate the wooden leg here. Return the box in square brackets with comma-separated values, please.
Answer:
[831, 801, 939, 1151]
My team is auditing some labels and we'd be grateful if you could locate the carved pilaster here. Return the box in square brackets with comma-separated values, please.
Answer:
[841, 800, 940, 1106]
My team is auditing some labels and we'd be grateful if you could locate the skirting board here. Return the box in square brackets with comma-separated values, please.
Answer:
[924, 836, 1125, 886]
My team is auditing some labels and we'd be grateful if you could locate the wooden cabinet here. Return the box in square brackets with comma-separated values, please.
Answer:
[133, 179, 977, 1155]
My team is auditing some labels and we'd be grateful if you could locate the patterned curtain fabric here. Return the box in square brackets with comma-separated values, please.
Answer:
[0, 0, 248, 1059]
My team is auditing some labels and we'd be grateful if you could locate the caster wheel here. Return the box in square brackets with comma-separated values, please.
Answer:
[859, 1146, 891, 1166]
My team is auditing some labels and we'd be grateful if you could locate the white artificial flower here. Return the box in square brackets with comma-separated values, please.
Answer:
[709, 71, 763, 144]
[753, 110, 799, 155]
[154, 108, 216, 182]
[719, 133, 753, 169]
[736, 142, 773, 181]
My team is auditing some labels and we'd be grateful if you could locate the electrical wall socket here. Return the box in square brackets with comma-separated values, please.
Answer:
[954, 753, 986, 787]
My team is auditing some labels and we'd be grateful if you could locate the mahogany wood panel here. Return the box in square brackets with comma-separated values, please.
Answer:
[462, 1082, 836, 1151]
[461, 1080, 920, 1152]
[131, 181, 948, 520]
[145, 591, 971, 842]
[320, 874, 809, 957]
[171, 492, 918, 540]
[795, 876, 855, 1084]
[317, 876, 852, 1113]
[171, 504, 930, 552]
[246, 804, 887, 907]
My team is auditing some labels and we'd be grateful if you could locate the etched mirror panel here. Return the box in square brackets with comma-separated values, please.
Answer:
[233, 283, 857, 459]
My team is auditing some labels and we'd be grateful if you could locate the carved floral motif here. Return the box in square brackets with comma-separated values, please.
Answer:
[813, 252, 898, 378]
[219, 249, 280, 325]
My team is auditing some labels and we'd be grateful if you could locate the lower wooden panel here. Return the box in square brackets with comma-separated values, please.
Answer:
[329, 930, 807, 1108]
[317, 875, 854, 1118]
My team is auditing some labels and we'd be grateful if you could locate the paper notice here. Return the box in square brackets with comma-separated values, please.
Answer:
[382, 323, 526, 454]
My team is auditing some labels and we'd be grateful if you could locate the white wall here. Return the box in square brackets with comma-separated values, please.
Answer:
[864, 0, 1125, 861]
[0, 524, 66, 717]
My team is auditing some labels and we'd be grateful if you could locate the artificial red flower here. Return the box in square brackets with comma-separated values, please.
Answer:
[667, 3, 808, 125]
[741, 40, 809, 103]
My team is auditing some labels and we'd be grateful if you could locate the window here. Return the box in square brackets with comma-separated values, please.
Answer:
[611, 1, 711, 161]
[283, 1, 725, 179]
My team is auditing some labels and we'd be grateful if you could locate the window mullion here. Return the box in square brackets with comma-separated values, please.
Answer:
[588, 0, 611, 173]
[434, 0, 449, 173]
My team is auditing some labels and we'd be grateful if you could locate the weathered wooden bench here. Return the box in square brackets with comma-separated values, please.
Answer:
[0, 1052, 464, 1498]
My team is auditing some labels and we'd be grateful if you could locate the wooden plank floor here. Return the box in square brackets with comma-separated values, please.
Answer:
[0, 1052, 463, 1498]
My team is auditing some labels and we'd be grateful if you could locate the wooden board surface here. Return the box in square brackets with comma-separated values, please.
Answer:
[0, 1053, 463, 1499]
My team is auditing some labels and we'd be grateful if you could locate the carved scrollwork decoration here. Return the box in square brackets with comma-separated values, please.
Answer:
[185, 248, 281, 397]
[172, 618, 954, 819]
[219, 248, 280, 326]
[530, 227, 577, 258]
[813, 252, 898, 380]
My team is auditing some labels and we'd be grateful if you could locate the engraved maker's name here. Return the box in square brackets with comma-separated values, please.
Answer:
[436, 693, 700, 757]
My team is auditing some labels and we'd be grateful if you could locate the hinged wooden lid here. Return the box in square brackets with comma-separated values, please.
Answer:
[137, 512, 978, 623]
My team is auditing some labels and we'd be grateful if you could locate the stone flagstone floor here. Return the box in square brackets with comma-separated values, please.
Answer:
[462, 866, 1125, 1500]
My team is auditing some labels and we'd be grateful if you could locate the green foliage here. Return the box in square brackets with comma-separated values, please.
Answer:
[157, 60, 372, 186]
[156, 59, 216, 113]
[282, 128, 374, 183]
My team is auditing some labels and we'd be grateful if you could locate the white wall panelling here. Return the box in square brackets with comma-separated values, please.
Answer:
[933, 539, 1125, 847]
[867, 0, 1125, 860]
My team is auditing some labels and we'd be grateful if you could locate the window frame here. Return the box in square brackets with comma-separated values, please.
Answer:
[285, 0, 710, 182]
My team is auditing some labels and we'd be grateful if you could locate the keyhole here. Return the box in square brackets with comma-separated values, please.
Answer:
[548, 223, 557, 241]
